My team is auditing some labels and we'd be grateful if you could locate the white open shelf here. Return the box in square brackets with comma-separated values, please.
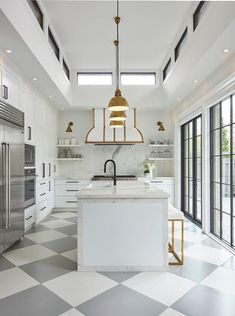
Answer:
[56, 158, 84, 161]
[149, 144, 174, 147]
[149, 157, 174, 161]
[57, 145, 83, 147]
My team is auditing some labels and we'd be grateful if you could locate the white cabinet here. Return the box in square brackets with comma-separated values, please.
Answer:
[0, 68, 20, 108]
[22, 87, 35, 144]
[24, 204, 36, 232]
[55, 179, 90, 209]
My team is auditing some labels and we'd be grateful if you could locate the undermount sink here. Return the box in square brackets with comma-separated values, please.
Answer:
[87, 181, 148, 190]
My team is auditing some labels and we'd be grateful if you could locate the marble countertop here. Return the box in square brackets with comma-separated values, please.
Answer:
[77, 181, 169, 199]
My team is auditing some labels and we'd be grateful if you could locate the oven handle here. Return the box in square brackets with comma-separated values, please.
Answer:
[25, 176, 37, 180]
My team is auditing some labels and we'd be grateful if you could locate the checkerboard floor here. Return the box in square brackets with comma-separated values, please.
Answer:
[0, 211, 235, 316]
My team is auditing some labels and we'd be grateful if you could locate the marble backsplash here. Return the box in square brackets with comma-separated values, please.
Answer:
[57, 144, 174, 178]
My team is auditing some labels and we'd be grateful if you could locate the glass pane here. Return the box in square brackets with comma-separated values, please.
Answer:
[184, 124, 188, 139]
[213, 156, 220, 183]
[189, 197, 193, 215]
[196, 201, 202, 220]
[189, 122, 193, 138]
[211, 103, 220, 130]
[222, 156, 230, 184]
[212, 129, 220, 156]
[188, 158, 193, 178]
[196, 117, 201, 136]
[189, 179, 193, 198]
[221, 98, 231, 126]
[233, 95, 235, 123]
[222, 126, 230, 155]
[196, 136, 201, 157]
[184, 195, 188, 213]
[184, 178, 188, 196]
[189, 139, 193, 158]
[184, 160, 188, 177]
[196, 158, 202, 180]
[222, 212, 231, 243]
[222, 185, 231, 214]
[213, 183, 220, 210]
[214, 209, 220, 236]
[184, 140, 188, 158]
[233, 124, 235, 153]
[233, 220, 235, 248]
[196, 181, 202, 201]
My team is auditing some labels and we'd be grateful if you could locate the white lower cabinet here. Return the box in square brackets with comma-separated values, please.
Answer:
[35, 178, 54, 223]
[24, 204, 36, 232]
[55, 179, 90, 209]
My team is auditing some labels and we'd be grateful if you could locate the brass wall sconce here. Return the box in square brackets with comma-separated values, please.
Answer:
[66, 122, 73, 132]
[157, 121, 165, 131]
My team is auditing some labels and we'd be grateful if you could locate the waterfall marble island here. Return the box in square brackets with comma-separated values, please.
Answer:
[77, 181, 169, 272]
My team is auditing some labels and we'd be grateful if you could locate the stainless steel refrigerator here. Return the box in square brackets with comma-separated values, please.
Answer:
[0, 100, 24, 254]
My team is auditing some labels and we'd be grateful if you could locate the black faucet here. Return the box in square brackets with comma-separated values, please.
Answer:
[104, 159, 117, 186]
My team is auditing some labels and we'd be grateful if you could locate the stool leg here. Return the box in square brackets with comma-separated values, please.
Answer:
[171, 221, 175, 252]
[181, 219, 184, 264]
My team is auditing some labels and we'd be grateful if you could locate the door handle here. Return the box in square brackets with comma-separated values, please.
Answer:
[7, 144, 11, 228]
[2, 85, 8, 99]
[2, 143, 8, 228]
[28, 126, 31, 141]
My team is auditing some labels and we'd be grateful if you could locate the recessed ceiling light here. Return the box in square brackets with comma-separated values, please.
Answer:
[194, 80, 198, 83]
[33, 78, 37, 81]
[5, 49, 12, 54]
[60, 107, 64, 111]
[177, 97, 180, 101]
[49, 95, 52, 98]
[223, 48, 229, 53]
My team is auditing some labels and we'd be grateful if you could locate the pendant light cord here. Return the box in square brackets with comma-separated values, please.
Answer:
[115, 0, 120, 90]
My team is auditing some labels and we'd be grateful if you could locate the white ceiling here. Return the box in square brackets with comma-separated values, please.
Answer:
[42, 1, 192, 70]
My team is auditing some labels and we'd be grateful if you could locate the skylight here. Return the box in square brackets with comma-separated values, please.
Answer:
[77, 73, 112, 85]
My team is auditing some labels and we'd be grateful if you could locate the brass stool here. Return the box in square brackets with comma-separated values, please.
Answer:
[168, 205, 184, 265]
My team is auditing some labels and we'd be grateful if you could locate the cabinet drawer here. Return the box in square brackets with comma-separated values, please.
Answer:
[55, 184, 84, 197]
[55, 179, 90, 185]
[36, 200, 48, 222]
[55, 197, 78, 208]
[24, 205, 36, 231]
[36, 180, 48, 189]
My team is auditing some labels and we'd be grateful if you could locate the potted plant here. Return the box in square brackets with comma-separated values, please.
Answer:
[144, 160, 155, 179]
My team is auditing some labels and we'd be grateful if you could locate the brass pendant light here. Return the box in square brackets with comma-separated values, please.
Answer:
[110, 110, 126, 121]
[109, 120, 125, 128]
[108, 0, 129, 112]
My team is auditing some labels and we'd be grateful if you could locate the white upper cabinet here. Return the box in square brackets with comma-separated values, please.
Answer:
[0, 68, 20, 109]
[22, 87, 35, 144]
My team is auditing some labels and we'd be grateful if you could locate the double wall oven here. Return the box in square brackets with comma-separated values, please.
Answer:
[24, 144, 36, 208]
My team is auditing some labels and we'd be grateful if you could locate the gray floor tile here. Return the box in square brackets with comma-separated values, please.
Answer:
[0, 255, 15, 272]
[99, 272, 139, 283]
[26, 224, 49, 234]
[200, 237, 224, 249]
[169, 256, 217, 282]
[172, 284, 235, 316]
[20, 255, 77, 282]
[42, 236, 77, 253]
[41, 215, 58, 222]
[221, 256, 235, 271]
[7, 237, 36, 251]
[0, 284, 71, 316]
[77, 284, 167, 316]
[56, 224, 77, 236]
[66, 216, 77, 224]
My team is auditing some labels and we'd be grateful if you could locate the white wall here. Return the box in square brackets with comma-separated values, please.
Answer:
[57, 109, 174, 178]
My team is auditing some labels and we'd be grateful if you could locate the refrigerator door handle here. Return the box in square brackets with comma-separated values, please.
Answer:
[2, 143, 8, 228]
[7, 143, 11, 228]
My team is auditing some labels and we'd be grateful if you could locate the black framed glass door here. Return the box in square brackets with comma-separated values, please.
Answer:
[181, 115, 202, 226]
[210, 94, 235, 248]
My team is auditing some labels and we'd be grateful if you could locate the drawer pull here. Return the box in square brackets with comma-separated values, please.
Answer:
[26, 215, 32, 221]
[66, 201, 77, 204]
[66, 189, 79, 192]
[66, 181, 79, 184]
[151, 181, 163, 183]
[40, 206, 46, 211]
[40, 182, 46, 185]
[40, 193, 46, 196]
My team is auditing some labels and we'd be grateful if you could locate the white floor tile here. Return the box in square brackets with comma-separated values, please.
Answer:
[172, 230, 207, 243]
[61, 249, 77, 263]
[184, 244, 232, 265]
[159, 308, 186, 316]
[26, 230, 67, 243]
[201, 266, 235, 296]
[0, 267, 39, 299]
[43, 271, 118, 306]
[2, 245, 56, 266]
[40, 219, 73, 229]
[59, 309, 85, 316]
[53, 212, 77, 219]
[122, 272, 196, 306]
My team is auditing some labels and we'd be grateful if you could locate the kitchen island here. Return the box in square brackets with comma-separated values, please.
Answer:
[77, 181, 169, 272]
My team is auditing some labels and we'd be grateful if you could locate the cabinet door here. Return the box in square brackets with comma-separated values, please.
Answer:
[1, 69, 20, 109]
[22, 88, 35, 144]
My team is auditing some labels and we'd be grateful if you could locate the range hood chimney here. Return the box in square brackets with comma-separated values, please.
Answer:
[85, 108, 144, 144]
